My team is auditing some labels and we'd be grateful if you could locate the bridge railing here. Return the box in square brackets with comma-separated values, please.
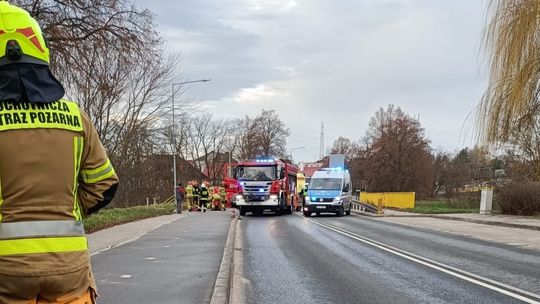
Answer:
[351, 200, 382, 214]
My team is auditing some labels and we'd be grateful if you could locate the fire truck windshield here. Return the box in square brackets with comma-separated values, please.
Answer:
[236, 166, 276, 181]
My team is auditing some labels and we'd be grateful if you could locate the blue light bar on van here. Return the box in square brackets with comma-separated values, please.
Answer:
[321, 167, 344, 172]
[255, 158, 274, 163]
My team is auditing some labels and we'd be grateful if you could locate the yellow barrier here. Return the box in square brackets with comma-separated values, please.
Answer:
[359, 192, 415, 209]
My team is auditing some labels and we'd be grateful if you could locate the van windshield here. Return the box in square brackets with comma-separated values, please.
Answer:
[310, 178, 342, 190]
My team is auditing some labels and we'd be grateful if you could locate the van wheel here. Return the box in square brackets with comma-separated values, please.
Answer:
[316, 212, 320, 217]
[346, 206, 351, 216]
[303, 211, 311, 217]
[336, 206, 344, 217]
[239, 207, 246, 216]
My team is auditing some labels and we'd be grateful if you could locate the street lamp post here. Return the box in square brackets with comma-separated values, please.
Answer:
[290, 146, 306, 161]
[171, 79, 211, 200]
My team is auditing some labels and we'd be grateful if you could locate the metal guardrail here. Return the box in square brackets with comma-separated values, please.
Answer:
[351, 200, 382, 214]
[146, 195, 175, 206]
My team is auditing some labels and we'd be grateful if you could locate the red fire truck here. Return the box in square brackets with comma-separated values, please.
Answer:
[223, 157, 298, 216]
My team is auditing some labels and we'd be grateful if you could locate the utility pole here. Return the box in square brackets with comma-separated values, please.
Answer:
[319, 121, 324, 160]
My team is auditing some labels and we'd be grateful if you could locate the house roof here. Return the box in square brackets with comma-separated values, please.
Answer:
[302, 163, 325, 178]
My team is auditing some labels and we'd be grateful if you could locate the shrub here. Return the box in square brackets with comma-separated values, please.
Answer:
[446, 192, 480, 209]
[496, 182, 540, 215]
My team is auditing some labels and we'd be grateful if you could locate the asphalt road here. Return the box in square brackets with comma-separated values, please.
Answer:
[91, 211, 232, 304]
[240, 212, 540, 304]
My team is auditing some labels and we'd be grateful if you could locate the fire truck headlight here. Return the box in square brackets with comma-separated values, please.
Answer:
[235, 194, 245, 203]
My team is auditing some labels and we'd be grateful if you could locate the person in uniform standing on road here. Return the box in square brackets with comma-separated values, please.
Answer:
[199, 183, 209, 212]
[300, 186, 308, 208]
[185, 182, 194, 211]
[175, 182, 185, 213]
[0, 3, 119, 303]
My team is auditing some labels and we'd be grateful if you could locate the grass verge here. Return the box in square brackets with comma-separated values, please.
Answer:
[406, 200, 479, 214]
[83, 203, 175, 233]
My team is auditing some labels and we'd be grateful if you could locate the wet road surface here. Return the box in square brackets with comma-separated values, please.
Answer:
[240, 212, 540, 304]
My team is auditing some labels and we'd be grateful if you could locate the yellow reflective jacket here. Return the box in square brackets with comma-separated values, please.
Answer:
[0, 99, 119, 278]
[186, 185, 193, 198]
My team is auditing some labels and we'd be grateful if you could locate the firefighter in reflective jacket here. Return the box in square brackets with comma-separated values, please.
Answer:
[219, 185, 227, 207]
[185, 182, 194, 211]
[199, 184, 210, 212]
[0, 3, 119, 303]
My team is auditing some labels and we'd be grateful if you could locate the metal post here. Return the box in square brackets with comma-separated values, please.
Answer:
[480, 188, 493, 215]
[172, 84, 177, 201]
[146, 198, 149, 206]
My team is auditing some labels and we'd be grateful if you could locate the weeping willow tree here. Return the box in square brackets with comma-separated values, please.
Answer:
[479, 0, 540, 144]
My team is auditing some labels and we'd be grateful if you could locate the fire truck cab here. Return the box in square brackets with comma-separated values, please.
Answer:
[227, 157, 298, 216]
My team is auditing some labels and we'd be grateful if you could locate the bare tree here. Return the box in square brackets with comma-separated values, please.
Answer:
[363, 105, 434, 198]
[233, 110, 290, 160]
[14, 0, 156, 81]
[504, 117, 540, 180]
[234, 115, 260, 161]
[330, 137, 353, 155]
[255, 109, 290, 157]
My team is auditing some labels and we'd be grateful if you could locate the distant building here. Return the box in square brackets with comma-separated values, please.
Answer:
[136, 154, 207, 203]
[191, 151, 235, 183]
[299, 161, 325, 185]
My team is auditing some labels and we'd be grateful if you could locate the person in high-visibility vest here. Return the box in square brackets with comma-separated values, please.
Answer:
[185, 182, 194, 211]
[0, 3, 119, 303]
[219, 185, 227, 207]
[192, 183, 200, 210]
[300, 186, 308, 208]
[199, 184, 209, 212]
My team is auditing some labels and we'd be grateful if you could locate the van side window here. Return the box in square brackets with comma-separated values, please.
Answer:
[344, 178, 351, 192]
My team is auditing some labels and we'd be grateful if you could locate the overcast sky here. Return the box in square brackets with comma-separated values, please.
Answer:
[141, 0, 489, 162]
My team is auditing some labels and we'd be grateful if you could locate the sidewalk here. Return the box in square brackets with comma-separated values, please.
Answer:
[90, 211, 233, 304]
[382, 209, 540, 231]
[87, 213, 185, 255]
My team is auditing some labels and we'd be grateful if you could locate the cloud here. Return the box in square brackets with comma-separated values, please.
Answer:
[142, 0, 489, 161]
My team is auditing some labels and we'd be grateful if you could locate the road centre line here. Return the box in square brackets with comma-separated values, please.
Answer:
[297, 214, 540, 304]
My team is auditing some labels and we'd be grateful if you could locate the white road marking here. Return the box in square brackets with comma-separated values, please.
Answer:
[146, 257, 155, 260]
[298, 214, 540, 304]
[120, 275, 132, 279]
